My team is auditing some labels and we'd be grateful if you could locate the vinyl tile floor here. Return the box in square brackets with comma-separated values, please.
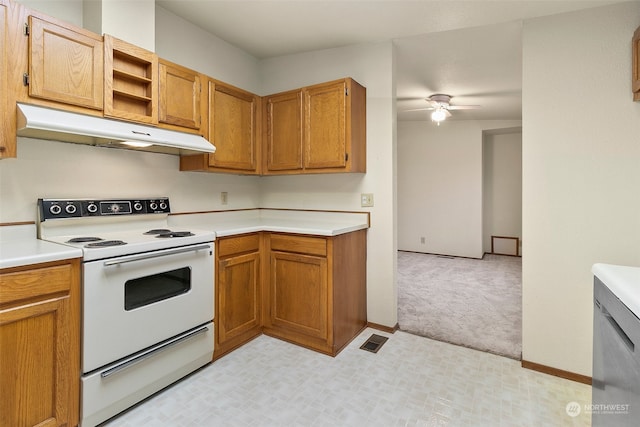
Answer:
[102, 328, 591, 427]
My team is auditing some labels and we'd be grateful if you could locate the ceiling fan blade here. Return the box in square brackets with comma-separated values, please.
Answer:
[444, 109, 452, 118]
[403, 107, 435, 112]
[448, 105, 481, 110]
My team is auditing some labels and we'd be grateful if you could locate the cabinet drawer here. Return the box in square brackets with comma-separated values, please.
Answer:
[218, 234, 260, 258]
[0, 263, 72, 305]
[270, 234, 327, 257]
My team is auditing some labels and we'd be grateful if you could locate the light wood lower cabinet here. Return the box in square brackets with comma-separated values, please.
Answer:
[262, 231, 367, 356]
[0, 258, 81, 427]
[214, 234, 262, 359]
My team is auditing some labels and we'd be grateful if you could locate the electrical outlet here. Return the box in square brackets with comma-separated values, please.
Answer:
[420, 237, 426, 244]
[361, 193, 374, 207]
[221, 192, 228, 205]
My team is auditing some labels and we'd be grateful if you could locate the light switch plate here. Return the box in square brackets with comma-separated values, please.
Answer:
[361, 193, 374, 207]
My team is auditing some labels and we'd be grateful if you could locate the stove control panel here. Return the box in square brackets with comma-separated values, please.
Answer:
[38, 198, 171, 221]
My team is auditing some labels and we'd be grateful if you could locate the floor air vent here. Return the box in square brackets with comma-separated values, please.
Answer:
[360, 334, 388, 353]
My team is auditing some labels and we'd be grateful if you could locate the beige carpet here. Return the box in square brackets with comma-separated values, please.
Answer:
[397, 251, 522, 360]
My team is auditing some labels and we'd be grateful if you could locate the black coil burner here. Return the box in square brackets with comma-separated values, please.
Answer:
[155, 231, 195, 238]
[143, 229, 172, 235]
[67, 237, 103, 243]
[85, 240, 127, 248]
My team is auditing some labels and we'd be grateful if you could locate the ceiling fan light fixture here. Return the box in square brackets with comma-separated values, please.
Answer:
[431, 107, 447, 124]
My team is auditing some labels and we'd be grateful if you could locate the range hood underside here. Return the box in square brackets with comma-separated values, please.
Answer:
[16, 103, 216, 156]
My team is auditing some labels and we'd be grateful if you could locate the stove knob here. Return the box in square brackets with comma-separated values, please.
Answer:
[65, 204, 77, 214]
[49, 204, 62, 215]
[87, 203, 98, 214]
[133, 202, 143, 211]
[149, 202, 158, 210]
[159, 201, 167, 210]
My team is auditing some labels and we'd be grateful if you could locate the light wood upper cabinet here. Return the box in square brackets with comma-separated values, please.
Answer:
[263, 78, 366, 175]
[159, 59, 202, 132]
[207, 81, 259, 172]
[104, 34, 157, 124]
[28, 15, 104, 110]
[633, 25, 640, 102]
[304, 80, 348, 169]
[0, 0, 12, 158]
[180, 79, 260, 174]
[264, 90, 303, 171]
[215, 233, 262, 359]
[0, 259, 81, 427]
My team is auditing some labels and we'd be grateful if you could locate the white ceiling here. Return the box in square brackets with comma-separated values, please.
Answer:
[156, 0, 621, 121]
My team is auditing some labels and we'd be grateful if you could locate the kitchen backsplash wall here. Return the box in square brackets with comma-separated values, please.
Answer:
[0, 138, 261, 223]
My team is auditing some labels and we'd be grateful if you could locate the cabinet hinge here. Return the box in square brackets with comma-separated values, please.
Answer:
[23, 23, 29, 36]
[345, 87, 349, 96]
[23, 73, 30, 86]
[345, 153, 349, 161]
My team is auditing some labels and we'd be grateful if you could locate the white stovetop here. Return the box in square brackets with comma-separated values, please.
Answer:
[593, 263, 640, 318]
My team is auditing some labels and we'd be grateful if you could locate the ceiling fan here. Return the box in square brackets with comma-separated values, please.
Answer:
[406, 94, 481, 124]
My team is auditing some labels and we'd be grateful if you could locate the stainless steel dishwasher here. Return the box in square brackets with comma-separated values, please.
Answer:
[593, 266, 640, 427]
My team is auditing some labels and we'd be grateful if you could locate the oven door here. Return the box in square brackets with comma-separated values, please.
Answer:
[83, 242, 214, 373]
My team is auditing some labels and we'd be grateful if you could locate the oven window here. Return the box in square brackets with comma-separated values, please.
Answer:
[124, 267, 191, 310]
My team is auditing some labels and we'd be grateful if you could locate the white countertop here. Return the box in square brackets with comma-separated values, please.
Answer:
[0, 210, 368, 269]
[168, 209, 370, 237]
[593, 263, 640, 318]
[0, 224, 83, 270]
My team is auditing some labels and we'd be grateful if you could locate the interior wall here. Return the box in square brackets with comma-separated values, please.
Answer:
[482, 131, 522, 254]
[522, 1, 640, 377]
[397, 120, 521, 258]
[83, 0, 155, 52]
[155, 6, 260, 94]
[258, 42, 398, 328]
[17, 0, 82, 25]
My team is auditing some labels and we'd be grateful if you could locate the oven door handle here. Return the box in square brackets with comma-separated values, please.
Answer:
[103, 244, 212, 267]
[100, 325, 210, 379]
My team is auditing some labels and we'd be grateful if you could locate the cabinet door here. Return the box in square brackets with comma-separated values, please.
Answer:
[304, 80, 347, 169]
[28, 16, 103, 110]
[269, 251, 328, 340]
[265, 90, 303, 171]
[218, 251, 261, 343]
[633, 26, 640, 102]
[208, 82, 257, 171]
[159, 60, 201, 130]
[0, 0, 11, 158]
[0, 296, 72, 427]
[104, 34, 158, 124]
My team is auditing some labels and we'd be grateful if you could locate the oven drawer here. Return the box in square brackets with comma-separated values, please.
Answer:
[82, 322, 213, 427]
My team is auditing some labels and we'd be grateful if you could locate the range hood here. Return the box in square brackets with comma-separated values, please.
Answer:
[16, 103, 216, 156]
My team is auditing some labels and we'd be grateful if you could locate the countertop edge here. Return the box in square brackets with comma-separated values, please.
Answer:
[593, 263, 640, 319]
